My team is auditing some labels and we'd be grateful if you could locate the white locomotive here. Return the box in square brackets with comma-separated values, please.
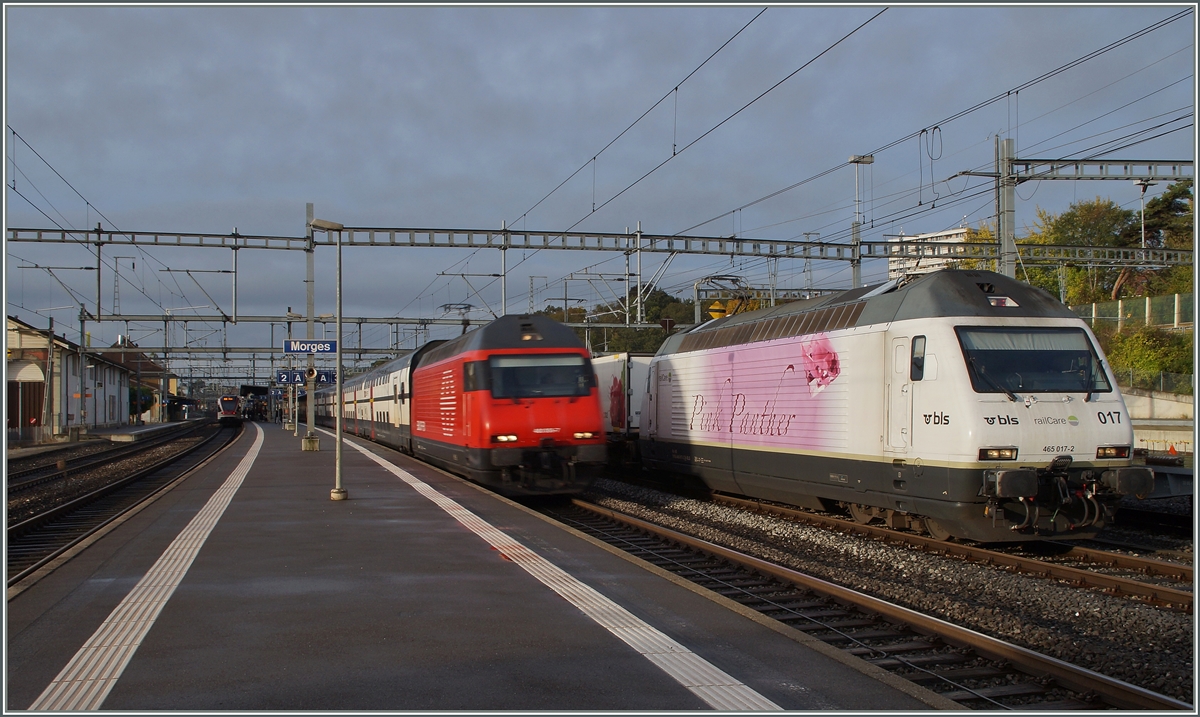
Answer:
[636, 269, 1153, 542]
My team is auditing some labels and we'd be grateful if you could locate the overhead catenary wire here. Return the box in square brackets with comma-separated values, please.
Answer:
[677, 7, 1193, 237]
[507, 7, 768, 230]
[488, 8, 888, 312]
[5, 127, 203, 321]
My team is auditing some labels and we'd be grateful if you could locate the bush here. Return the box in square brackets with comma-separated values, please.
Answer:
[1102, 326, 1193, 389]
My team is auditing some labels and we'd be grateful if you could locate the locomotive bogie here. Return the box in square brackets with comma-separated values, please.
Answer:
[637, 270, 1152, 542]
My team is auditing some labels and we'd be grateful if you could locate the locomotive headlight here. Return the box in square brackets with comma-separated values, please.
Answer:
[978, 447, 1018, 461]
[573, 432, 596, 439]
[491, 434, 518, 443]
[1096, 446, 1130, 459]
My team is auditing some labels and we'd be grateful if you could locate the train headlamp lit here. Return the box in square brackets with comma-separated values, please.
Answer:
[573, 431, 596, 439]
[1096, 446, 1130, 459]
[978, 447, 1018, 461]
[491, 434, 518, 443]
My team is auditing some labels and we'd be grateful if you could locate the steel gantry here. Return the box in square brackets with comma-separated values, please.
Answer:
[9, 177, 1193, 387]
[954, 140, 1193, 277]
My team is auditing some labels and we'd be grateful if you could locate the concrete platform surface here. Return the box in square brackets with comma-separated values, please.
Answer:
[86, 418, 209, 442]
[7, 421, 945, 711]
[6, 420, 207, 461]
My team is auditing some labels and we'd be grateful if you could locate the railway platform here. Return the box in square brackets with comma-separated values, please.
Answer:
[85, 417, 210, 443]
[7, 421, 949, 711]
[6, 420, 208, 462]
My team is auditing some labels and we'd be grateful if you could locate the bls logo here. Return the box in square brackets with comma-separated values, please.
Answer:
[984, 415, 1020, 425]
[923, 412, 950, 425]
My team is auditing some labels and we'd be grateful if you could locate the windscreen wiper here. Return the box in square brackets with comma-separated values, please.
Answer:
[969, 356, 1017, 401]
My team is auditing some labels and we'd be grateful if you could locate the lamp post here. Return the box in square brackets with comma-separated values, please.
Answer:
[1134, 179, 1156, 250]
[311, 218, 347, 501]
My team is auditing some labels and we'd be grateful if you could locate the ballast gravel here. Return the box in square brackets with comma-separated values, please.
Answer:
[585, 478, 1194, 704]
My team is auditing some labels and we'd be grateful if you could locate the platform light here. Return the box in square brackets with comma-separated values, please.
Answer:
[978, 447, 1018, 461]
[1096, 446, 1130, 459]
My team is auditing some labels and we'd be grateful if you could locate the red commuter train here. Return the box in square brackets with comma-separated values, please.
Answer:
[312, 314, 606, 495]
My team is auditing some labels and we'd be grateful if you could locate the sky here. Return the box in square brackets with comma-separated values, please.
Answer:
[4, 4, 1195, 383]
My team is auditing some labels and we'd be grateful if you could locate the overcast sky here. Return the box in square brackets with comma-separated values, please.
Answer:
[4, 4, 1195, 376]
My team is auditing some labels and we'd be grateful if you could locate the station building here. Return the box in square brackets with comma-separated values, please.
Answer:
[6, 316, 174, 445]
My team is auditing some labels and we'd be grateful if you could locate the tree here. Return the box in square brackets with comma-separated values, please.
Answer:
[1139, 179, 1194, 297]
[1020, 181, 1193, 303]
[129, 385, 154, 418]
[541, 287, 696, 354]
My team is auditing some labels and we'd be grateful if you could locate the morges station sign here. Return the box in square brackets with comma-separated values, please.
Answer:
[283, 339, 337, 354]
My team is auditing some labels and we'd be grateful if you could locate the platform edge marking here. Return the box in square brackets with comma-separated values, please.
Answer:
[28, 424, 265, 711]
[347, 438, 783, 711]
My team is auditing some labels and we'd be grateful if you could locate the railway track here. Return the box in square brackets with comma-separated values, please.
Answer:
[1114, 506, 1194, 535]
[548, 499, 1192, 711]
[8, 421, 212, 492]
[6, 424, 241, 591]
[710, 493, 1194, 613]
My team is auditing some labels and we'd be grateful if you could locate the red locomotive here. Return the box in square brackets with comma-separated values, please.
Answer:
[313, 314, 605, 495]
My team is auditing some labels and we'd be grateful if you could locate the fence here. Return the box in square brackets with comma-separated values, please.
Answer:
[1116, 370, 1194, 395]
[1072, 293, 1193, 331]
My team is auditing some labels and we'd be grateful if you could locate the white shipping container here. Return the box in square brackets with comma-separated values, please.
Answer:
[591, 353, 653, 437]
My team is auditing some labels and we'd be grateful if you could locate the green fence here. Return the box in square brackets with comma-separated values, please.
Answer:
[1072, 293, 1193, 330]
[1115, 370, 1194, 395]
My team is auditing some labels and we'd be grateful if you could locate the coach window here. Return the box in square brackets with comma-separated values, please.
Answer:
[910, 336, 926, 381]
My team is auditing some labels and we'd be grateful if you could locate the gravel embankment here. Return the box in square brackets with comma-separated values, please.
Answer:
[7, 433, 214, 524]
[585, 478, 1194, 704]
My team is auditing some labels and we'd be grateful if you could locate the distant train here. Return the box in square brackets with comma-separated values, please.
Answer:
[217, 395, 243, 426]
[311, 314, 606, 496]
[627, 269, 1153, 542]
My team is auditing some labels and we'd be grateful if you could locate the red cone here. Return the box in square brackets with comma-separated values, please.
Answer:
[1168, 445, 1179, 455]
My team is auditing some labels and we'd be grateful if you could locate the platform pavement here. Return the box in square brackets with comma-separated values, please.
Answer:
[6, 420, 209, 461]
[6, 421, 949, 711]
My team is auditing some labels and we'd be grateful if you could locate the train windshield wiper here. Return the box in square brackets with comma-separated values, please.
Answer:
[969, 356, 1016, 401]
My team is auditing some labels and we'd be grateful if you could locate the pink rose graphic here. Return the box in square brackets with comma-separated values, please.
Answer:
[800, 335, 840, 396]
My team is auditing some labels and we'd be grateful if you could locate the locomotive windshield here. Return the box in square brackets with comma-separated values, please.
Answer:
[956, 327, 1111, 395]
[487, 354, 594, 399]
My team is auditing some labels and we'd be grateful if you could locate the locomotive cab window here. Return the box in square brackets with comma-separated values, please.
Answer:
[956, 327, 1111, 395]
[910, 336, 926, 381]
[488, 354, 595, 399]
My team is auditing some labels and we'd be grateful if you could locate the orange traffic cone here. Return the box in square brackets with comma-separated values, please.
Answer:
[1168, 445, 1179, 455]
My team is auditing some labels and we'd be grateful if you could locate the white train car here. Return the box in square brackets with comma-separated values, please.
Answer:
[217, 395, 242, 426]
[637, 269, 1153, 542]
[591, 352, 655, 438]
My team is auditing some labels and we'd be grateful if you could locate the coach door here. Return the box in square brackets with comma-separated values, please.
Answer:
[886, 337, 911, 453]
